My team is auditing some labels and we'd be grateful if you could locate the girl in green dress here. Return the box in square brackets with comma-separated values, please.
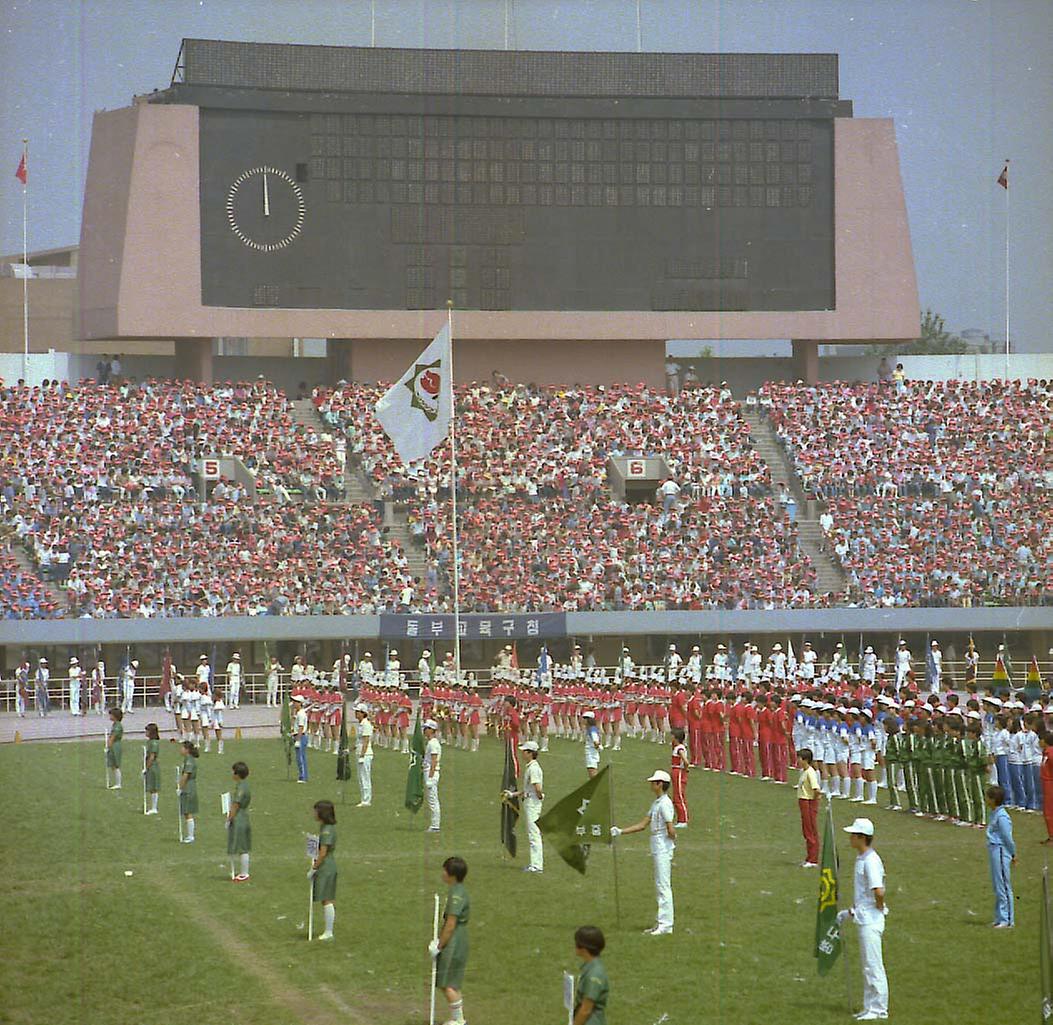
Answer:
[227, 762, 252, 881]
[310, 800, 337, 940]
[429, 856, 470, 1025]
[143, 723, 161, 815]
[573, 925, 610, 1025]
[178, 740, 200, 843]
[106, 708, 124, 790]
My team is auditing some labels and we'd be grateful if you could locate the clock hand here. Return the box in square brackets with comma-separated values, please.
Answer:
[263, 171, 270, 218]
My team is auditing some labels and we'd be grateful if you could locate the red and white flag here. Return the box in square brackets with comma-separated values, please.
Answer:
[15, 152, 27, 185]
[996, 162, 1008, 190]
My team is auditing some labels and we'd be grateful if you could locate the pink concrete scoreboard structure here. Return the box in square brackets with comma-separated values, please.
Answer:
[79, 41, 919, 385]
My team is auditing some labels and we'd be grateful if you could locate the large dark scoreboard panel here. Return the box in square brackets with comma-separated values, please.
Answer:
[199, 106, 835, 312]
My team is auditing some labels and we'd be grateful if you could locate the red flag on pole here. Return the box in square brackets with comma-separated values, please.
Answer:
[996, 162, 1008, 190]
[15, 153, 27, 185]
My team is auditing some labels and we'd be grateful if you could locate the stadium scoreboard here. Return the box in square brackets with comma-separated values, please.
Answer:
[157, 42, 851, 314]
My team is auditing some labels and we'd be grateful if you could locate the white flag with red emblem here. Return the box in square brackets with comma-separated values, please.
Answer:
[374, 324, 453, 465]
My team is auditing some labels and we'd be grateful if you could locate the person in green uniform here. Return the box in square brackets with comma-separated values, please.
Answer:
[572, 925, 609, 1025]
[106, 707, 124, 790]
[883, 720, 903, 811]
[946, 716, 970, 823]
[178, 740, 200, 843]
[310, 800, 337, 940]
[965, 720, 989, 827]
[143, 722, 161, 814]
[227, 762, 252, 881]
[429, 856, 469, 1025]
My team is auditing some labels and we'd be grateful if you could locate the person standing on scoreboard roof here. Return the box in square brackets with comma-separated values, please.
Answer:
[669, 727, 690, 828]
[226, 761, 252, 881]
[583, 710, 602, 779]
[178, 739, 200, 843]
[610, 770, 677, 936]
[571, 925, 610, 1025]
[143, 722, 161, 814]
[106, 707, 124, 789]
[836, 817, 889, 1020]
[35, 658, 50, 717]
[428, 856, 470, 1025]
[309, 800, 338, 940]
[424, 719, 442, 832]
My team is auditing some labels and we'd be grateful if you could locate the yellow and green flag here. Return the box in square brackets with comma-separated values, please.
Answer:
[537, 766, 612, 874]
[815, 800, 842, 975]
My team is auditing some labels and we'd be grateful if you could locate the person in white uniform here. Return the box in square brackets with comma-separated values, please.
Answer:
[513, 740, 544, 872]
[610, 770, 677, 935]
[121, 659, 138, 713]
[226, 652, 242, 708]
[423, 720, 442, 832]
[583, 710, 602, 778]
[418, 650, 432, 686]
[894, 641, 912, 688]
[837, 817, 889, 1020]
[68, 657, 82, 715]
[265, 656, 282, 707]
[354, 704, 374, 807]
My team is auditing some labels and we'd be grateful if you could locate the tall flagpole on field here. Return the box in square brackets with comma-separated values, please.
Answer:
[446, 301, 463, 683]
[21, 138, 29, 381]
[1003, 158, 1010, 381]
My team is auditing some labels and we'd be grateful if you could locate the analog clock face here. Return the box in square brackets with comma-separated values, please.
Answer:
[225, 166, 306, 252]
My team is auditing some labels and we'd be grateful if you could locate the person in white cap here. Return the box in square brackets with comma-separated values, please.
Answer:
[861, 646, 877, 685]
[583, 711, 602, 778]
[226, 652, 242, 708]
[423, 720, 442, 832]
[385, 649, 401, 689]
[68, 656, 82, 715]
[894, 640, 912, 689]
[357, 651, 375, 686]
[769, 643, 787, 684]
[927, 641, 942, 694]
[713, 643, 729, 684]
[508, 741, 544, 872]
[354, 704, 374, 807]
[35, 658, 50, 716]
[90, 658, 106, 715]
[837, 817, 889, 1020]
[121, 659, 138, 714]
[293, 694, 310, 783]
[418, 650, 432, 686]
[800, 641, 817, 682]
[610, 770, 677, 935]
[265, 655, 283, 707]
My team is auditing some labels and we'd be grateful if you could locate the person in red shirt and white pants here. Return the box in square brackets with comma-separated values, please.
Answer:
[670, 728, 690, 828]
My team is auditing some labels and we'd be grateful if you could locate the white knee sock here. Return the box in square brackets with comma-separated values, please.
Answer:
[240, 853, 250, 876]
[841, 776, 851, 797]
[114, 769, 122, 787]
[867, 781, 878, 803]
[151, 793, 158, 811]
[853, 778, 864, 800]
[230, 857, 237, 878]
[218, 739, 224, 753]
[324, 904, 335, 933]
[449, 997, 465, 1023]
[186, 817, 195, 840]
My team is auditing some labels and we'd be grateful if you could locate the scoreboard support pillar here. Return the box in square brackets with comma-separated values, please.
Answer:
[791, 339, 820, 384]
[174, 337, 214, 384]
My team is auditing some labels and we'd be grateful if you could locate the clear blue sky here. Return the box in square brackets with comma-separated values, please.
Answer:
[1, 0, 1050, 349]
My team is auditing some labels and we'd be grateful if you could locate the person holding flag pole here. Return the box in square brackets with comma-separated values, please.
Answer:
[353, 703, 374, 807]
[427, 856, 470, 1025]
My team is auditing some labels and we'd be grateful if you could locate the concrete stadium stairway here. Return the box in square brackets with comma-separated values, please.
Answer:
[3, 535, 65, 608]
[291, 399, 430, 581]
[739, 406, 847, 596]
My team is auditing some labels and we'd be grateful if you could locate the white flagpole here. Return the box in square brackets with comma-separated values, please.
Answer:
[1003, 158, 1010, 381]
[370, 0, 376, 47]
[21, 138, 29, 381]
[446, 301, 462, 684]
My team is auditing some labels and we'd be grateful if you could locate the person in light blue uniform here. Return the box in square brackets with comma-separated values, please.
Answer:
[985, 785, 1016, 928]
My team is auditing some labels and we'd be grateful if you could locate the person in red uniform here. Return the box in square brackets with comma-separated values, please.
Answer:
[503, 696, 521, 748]
[686, 685, 705, 767]
[757, 696, 774, 780]
[741, 696, 758, 778]
[670, 727, 690, 827]
[669, 680, 689, 739]
[1041, 733, 1053, 845]
[727, 694, 745, 774]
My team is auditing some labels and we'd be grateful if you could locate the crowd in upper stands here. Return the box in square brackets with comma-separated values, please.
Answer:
[754, 378, 1052, 607]
[0, 372, 1048, 618]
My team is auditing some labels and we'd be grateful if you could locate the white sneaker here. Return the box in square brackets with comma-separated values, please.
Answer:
[674, 823, 688, 829]
[316, 932, 333, 941]
[863, 799, 878, 806]
[644, 926, 673, 935]
[801, 861, 818, 868]
[181, 837, 195, 844]
[854, 1013, 888, 1020]
[355, 802, 371, 808]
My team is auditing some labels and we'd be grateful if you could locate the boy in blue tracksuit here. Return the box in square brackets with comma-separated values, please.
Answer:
[985, 785, 1016, 928]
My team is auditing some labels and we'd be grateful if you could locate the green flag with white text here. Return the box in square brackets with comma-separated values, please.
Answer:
[815, 800, 842, 975]
[537, 766, 612, 875]
[404, 713, 425, 813]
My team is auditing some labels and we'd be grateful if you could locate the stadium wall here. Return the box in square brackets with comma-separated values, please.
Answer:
[2, 608, 1049, 648]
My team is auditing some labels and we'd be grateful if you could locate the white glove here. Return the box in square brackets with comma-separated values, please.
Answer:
[882, 905, 890, 916]
[307, 868, 317, 880]
[428, 939, 440, 959]
[357, 757, 365, 764]
[836, 909, 851, 925]
[609, 826, 622, 838]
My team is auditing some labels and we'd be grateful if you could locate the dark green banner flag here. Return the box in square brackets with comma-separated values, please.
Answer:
[815, 800, 842, 975]
[500, 738, 519, 857]
[336, 704, 352, 782]
[279, 688, 293, 769]
[404, 714, 425, 813]
[537, 766, 612, 875]
[1041, 868, 1053, 1024]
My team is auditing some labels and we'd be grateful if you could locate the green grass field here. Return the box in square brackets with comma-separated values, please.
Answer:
[0, 732, 1044, 1025]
